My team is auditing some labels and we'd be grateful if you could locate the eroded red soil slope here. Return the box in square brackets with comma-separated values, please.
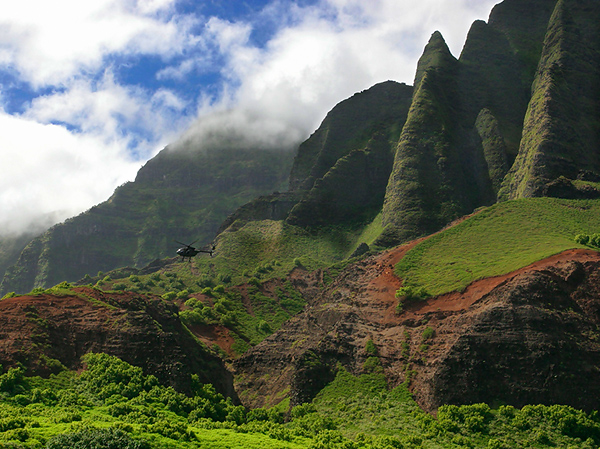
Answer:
[234, 245, 600, 412]
[0, 287, 235, 397]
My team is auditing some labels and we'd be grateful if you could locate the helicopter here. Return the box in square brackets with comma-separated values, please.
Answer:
[175, 240, 215, 261]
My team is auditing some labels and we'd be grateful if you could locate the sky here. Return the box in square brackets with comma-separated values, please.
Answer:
[0, 0, 499, 237]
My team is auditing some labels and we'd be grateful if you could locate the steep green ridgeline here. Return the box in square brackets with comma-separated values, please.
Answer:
[288, 81, 413, 192]
[396, 197, 600, 296]
[0, 147, 294, 295]
[285, 81, 413, 229]
[380, 32, 475, 246]
[378, 0, 560, 247]
[1, 356, 599, 449]
[500, 0, 600, 199]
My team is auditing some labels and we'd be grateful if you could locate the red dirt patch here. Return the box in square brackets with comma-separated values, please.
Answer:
[365, 236, 426, 303]
[364, 244, 600, 325]
[406, 249, 600, 316]
[189, 324, 236, 354]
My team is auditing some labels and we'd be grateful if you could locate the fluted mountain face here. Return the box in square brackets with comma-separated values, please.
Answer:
[378, 0, 560, 245]
[500, 0, 600, 198]
[279, 0, 600, 247]
[248, 0, 595, 248]
[0, 147, 293, 295]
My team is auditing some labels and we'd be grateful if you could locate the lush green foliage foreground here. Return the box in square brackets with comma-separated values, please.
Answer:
[0, 354, 599, 448]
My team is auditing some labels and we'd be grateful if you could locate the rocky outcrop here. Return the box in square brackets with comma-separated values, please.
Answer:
[234, 247, 600, 412]
[411, 253, 600, 411]
[0, 287, 236, 399]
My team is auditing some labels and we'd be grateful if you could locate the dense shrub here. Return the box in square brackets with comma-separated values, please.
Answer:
[176, 289, 190, 300]
[575, 233, 600, 248]
[395, 285, 429, 301]
[0, 368, 27, 395]
[79, 353, 158, 400]
[46, 427, 150, 449]
[365, 339, 378, 356]
[161, 291, 176, 300]
[422, 327, 435, 341]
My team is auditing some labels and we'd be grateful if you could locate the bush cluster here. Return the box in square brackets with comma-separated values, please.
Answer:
[575, 233, 600, 248]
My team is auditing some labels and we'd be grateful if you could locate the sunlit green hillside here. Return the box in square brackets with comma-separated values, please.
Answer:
[396, 198, 600, 296]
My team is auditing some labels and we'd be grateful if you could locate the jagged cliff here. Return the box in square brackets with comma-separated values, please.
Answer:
[222, 0, 600, 247]
[500, 0, 600, 198]
[378, 0, 561, 244]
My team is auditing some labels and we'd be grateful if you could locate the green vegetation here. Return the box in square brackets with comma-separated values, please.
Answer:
[396, 198, 600, 296]
[575, 233, 600, 248]
[92, 219, 379, 294]
[24, 276, 306, 359]
[395, 285, 430, 315]
[212, 220, 369, 283]
[180, 282, 305, 353]
[0, 355, 598, 448]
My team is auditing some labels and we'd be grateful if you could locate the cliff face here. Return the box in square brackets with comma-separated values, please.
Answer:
[418, 255, 600, 411]
[378, 0, 560, 245]
[228, 0, 599, 247]
[288, 81, 413, 192]
[233, 246, 600, 412]
[0, 287, 235, 398]
[1, 147, 293, 295]
[214, 80, 414, 234]
[499, 0, 600, 198]
[286, 81, 414, 228]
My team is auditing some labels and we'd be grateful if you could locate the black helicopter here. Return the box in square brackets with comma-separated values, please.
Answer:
[175, 240, 215, 261]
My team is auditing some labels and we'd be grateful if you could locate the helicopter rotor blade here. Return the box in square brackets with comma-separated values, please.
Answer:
[174, 239, 199, 248]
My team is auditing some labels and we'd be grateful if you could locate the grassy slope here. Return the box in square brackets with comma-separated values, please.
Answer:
[208, 220, 375, 283]
[396, 197, 600, 296]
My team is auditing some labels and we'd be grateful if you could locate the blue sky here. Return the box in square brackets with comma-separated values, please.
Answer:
[0, 0, 498, 236]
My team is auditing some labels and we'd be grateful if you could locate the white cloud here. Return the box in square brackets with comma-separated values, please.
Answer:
[0, 0, 189, 87]
[178, 0, 499, 153]
[0, 111, 141, 235]
[0, 71, 190, 236]
[24, 72, 187, 147]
